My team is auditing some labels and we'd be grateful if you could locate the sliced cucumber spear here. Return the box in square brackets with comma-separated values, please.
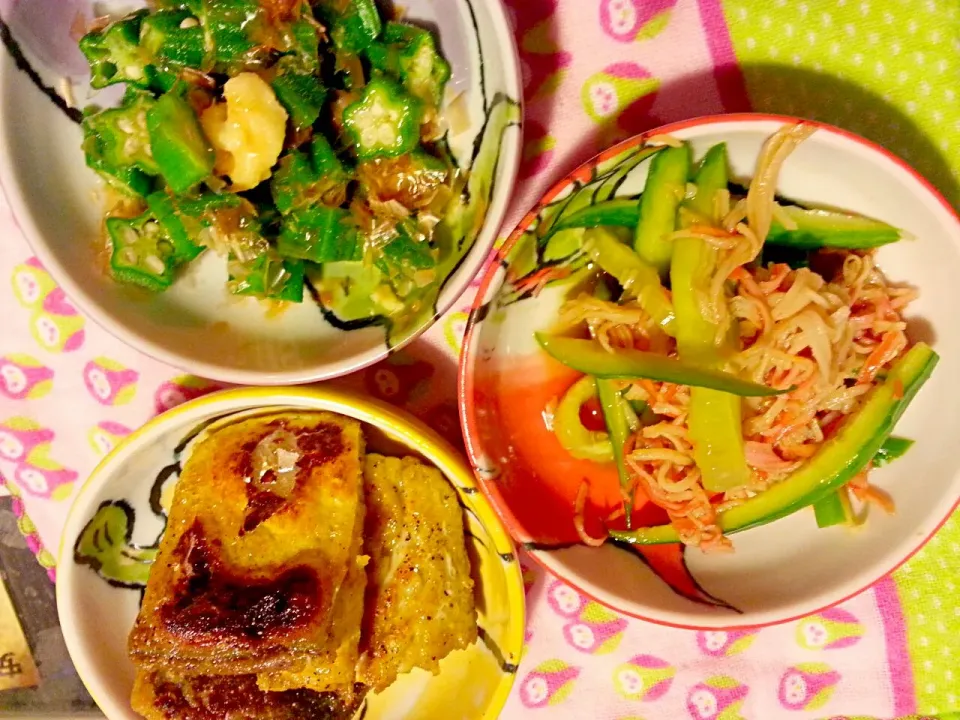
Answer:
[553, 198, 640, 233]
[872, 436, 914, 467]
[685, 143, 728, 222]
[672, 143, 751, 493]
[582, 227, 675, 335]
[813, 435, 914, 529]
[767, 206, 904, 249]
[596, 378, 634, 527]
[535, 333, 789, 398]
[634, 144, 691, 278]
[813, 487, 855, 528]
[538, 195, 905, 254]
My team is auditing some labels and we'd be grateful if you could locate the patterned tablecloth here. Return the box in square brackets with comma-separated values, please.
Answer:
[1, 0, 959, 718]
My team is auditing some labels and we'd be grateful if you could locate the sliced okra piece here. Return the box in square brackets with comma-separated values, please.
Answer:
[271, 141, 351, 214]
[342, 77, 423, 160]
[377, 227, 436, 273]
[145, 192, 204, 261]
[79, 10, 153, 89]
[81, 89, 159, 176]
[106, 212, 179, 291]
[146, 92, 215, 193]
[271, 65, 328, 132]
[228, 252, 305, 303]
[277, 206, 362, 263]
[366, 22, 451, 107]
[200, 0, 262, 73]
[140, 9, 207, 71]
[317, 0, 382, 53]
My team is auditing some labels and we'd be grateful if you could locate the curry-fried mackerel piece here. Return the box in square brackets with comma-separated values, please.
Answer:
[358, 454, 478, 691]
[256, 492, 368, 695]
[131, 670, 366, 720]
[128, 412, 366, 684]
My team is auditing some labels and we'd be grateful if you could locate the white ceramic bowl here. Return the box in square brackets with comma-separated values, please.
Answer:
[0, 1, 521, 384]
[56, 386, 525, 720]
[460, 114, 960, 628]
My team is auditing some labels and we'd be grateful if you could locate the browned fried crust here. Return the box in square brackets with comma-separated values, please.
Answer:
[357, 455, 478, 691]
[128, 412, 366, 677]
[131, 671, 366, 720]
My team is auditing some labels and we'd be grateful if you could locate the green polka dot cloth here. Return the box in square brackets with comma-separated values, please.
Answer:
[725, 2, 960, 717]
[725, 0, 960, 208]
[726, 2, 960, 715]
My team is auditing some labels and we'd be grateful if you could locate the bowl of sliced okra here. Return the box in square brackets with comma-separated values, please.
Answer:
[0, 0, 522, 383]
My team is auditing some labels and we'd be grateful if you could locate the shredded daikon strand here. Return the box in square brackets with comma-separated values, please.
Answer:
[746, 123, 816, 243]
[647, 133, 684, 148]
[771, 202, 799, 230]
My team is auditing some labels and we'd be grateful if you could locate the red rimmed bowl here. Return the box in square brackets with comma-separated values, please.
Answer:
[458, 114, 960, 629]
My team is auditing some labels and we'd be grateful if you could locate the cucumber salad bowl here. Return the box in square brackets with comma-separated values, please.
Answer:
[0, 0, 521, 383]
[460, 115, 960, 628]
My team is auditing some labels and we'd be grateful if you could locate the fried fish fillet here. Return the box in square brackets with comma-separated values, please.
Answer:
[357, 454, 478, 691]
[256, 495, 368, 696]
[131, 670, 365, 720]
[128, 412, 366, 680]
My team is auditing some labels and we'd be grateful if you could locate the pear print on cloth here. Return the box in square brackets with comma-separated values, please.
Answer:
[546, 580, 588, 619]
[11, 258, 85, 353]
[520, 659, 580, 709]
[443, 311, 469, 354]
[0, 418, 77, 500]
[509, 0, 572, 100]
[582, 62, 662, 147]
[600, 0, 676, 43]
[583, 63, 660, 125]
[696, 630, 758, 657]
[519, 119, 557, 181]
[613, 654, 675, 702]
[363, 353, 434, 406]
[0, 417, 52, 464]
[686, 676, 749, 720]
[153, 376, 224, 414]
[11, 257, 57, 309]
[88, 421, 133, 456]
[777, 663, 841, 711]
[563, 601, 628, 655]
[0, 354, 53, 400]
[13, 458, 77, 501]
[83, 357, 138, 405]
[796, 608, 864, 650]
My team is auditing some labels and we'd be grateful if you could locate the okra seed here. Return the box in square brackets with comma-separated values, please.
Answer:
[117, 118, 135, 134]
[120, 247, 138, 266]
[144, 221, 160, 236]
[144, 255, 167, 275]
[377, 124, 398, 145]
[119, 226, 138, 246]
[180, 17, 199, 29]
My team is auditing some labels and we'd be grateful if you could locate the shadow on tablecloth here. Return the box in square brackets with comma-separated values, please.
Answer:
[531, 62, 959, 214]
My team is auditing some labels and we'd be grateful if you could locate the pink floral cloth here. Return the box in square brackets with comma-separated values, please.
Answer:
[1, 1, 959, 718]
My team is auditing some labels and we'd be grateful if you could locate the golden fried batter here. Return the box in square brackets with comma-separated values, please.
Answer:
[357, 454, 478, 691]
[128, 412, 366, 678]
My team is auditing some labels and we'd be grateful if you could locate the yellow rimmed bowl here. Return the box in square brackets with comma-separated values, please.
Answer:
[56, 387, 524, 720]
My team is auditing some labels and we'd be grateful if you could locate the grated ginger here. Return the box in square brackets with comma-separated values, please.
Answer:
[200, 73, 288, 191]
